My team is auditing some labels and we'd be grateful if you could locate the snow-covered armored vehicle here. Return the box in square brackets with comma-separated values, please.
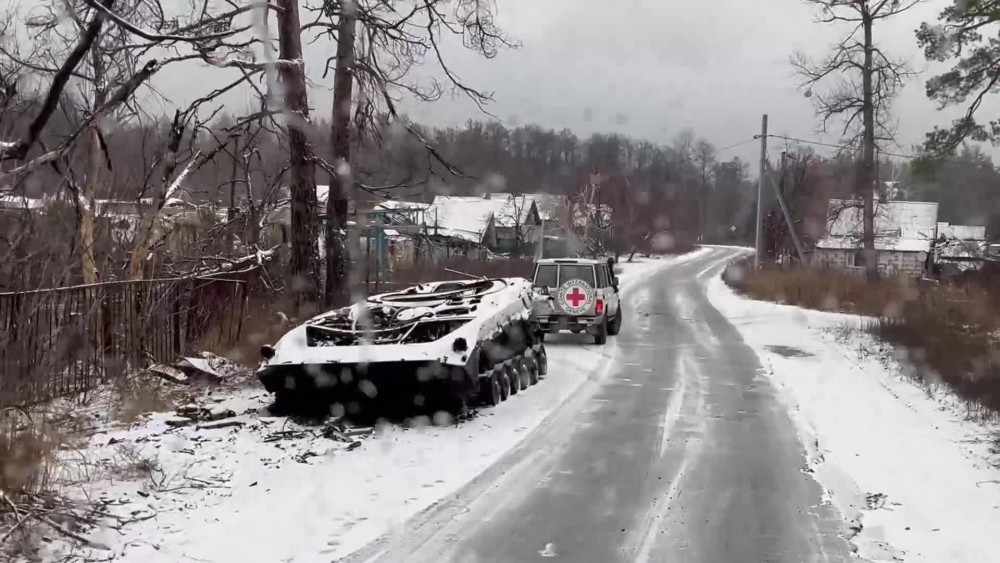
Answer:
[257, 278, 548, 416]
[531, 258, 623, 345]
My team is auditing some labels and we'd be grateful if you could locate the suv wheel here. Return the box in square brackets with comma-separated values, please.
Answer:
[607, 303, 623, 336]
[593, 317, 608, 345]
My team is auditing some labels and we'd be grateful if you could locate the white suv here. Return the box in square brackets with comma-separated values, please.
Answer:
[530, 258, 622, 345]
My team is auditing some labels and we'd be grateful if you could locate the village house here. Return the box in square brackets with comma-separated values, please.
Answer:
[934, 223, 989, 274]
[423, 193, 544, 257]
[813, 198, 988, 277]
[813, 199, 939, 276]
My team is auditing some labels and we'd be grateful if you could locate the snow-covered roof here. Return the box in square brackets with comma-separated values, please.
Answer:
[497, 192, 568, 222]
[531, 194, 568, 222]
[374, 200, 430, 211]
[316, 185, 330, 205]
[935, 222, 988, 261]
[0, 194, 45, 210]
[816, 199, 938, 253]
[425, 195, 508, 242]
[494, 194, 541, 228]
[936, 222, 986, 242]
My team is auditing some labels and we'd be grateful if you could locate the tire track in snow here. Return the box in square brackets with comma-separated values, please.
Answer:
[629, 347, 710, 563]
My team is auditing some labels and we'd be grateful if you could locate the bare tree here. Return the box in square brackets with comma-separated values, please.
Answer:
[0, 0, 273, 283]
[792, 0, 921, 277]
[305, 0, 515, 303]
[324, 5, 358, 306]
[275, 0, 321, 302]
[693, 140, 715, 242]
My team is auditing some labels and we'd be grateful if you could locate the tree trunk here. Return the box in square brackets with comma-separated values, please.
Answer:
[80, 126, 101, 285]
[80, 44, 107, 286]
[324, 9, 358, 306]
[276, 0, 320, 302]
[860, 5, 878, 279]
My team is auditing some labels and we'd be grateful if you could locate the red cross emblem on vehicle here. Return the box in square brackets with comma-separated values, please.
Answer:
[566, 287, 587, 307]
[558, 279, 593, 314]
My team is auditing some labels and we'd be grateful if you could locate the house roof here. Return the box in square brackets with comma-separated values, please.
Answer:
[936, 222, 986, 241]
[494, 194, 541, 228]
[0, 194, 45, 210]
[524, 193, 568, 221]
[816, 199, 938, 252]
[374, 200, 430, 211]
[425, 195, 508, 242]
[936, 222, 988, 260]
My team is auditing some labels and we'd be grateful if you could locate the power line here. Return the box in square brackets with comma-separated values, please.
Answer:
[756, 133, 1000, 170]
[716, 138, 758, 153]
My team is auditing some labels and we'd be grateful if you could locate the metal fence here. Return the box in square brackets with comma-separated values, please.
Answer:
[0, 275, 250, 408]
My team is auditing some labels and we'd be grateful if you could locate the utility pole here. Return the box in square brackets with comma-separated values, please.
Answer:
[755, 114, 768, 269]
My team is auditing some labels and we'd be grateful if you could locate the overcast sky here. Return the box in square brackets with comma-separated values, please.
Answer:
[9, 0, 978, 167]
[378, 0, 960, 165]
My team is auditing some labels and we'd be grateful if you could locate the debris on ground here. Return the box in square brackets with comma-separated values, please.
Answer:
[865, 492, 888, 510]
[149, 352, 249, 387]
[197, 419, 245, 431]
[174, 404, 237, 423]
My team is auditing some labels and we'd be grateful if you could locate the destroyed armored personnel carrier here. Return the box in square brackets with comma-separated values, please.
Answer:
[257, 278, 548, 416]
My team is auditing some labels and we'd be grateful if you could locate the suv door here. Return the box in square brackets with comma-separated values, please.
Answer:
[606, 264, 620, 314]
[552, 263, 597, 315]
[594, 263, 618, 316]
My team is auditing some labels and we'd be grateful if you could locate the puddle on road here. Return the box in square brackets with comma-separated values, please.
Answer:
[764, 345, 814, 358]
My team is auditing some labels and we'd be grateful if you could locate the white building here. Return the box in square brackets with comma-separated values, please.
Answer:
[813, 199, 939, 276]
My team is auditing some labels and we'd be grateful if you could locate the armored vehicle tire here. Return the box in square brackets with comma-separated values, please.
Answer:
[608, 304, 623, 336]
[480, 370, 502, 406]
[593, 318, 608, 345]
[506, 362, 521, 395]
[497, 364, 510, 401]
[525, 356, 540, 385]
[517, 357, 532, 389]
[535, 345, 549, 376]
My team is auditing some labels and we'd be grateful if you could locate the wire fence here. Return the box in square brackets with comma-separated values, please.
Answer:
[0, 274, 251, 409]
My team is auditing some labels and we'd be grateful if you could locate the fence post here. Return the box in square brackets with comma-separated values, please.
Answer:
[172, 281, 182, 359]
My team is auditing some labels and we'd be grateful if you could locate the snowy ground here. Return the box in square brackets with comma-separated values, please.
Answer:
[706, 256, 1000, 563]
[41, 250, 708, 563]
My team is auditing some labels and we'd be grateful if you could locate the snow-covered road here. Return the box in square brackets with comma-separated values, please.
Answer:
[344, 246, 852, 563]
[49, 251, 709, 563]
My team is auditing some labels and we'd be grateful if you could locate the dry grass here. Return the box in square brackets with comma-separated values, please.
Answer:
[723, 259, 921, 317]
[871, 287, 1000, 419]
[724, 256, 1000, 422]
[0, 411, 60, 558]
[0, 413, 55, 497]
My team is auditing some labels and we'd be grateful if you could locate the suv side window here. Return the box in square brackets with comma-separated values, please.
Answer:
[595, 264, 608, 288]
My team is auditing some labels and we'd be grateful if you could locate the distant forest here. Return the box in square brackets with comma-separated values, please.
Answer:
[7, 105, 1000, 253]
